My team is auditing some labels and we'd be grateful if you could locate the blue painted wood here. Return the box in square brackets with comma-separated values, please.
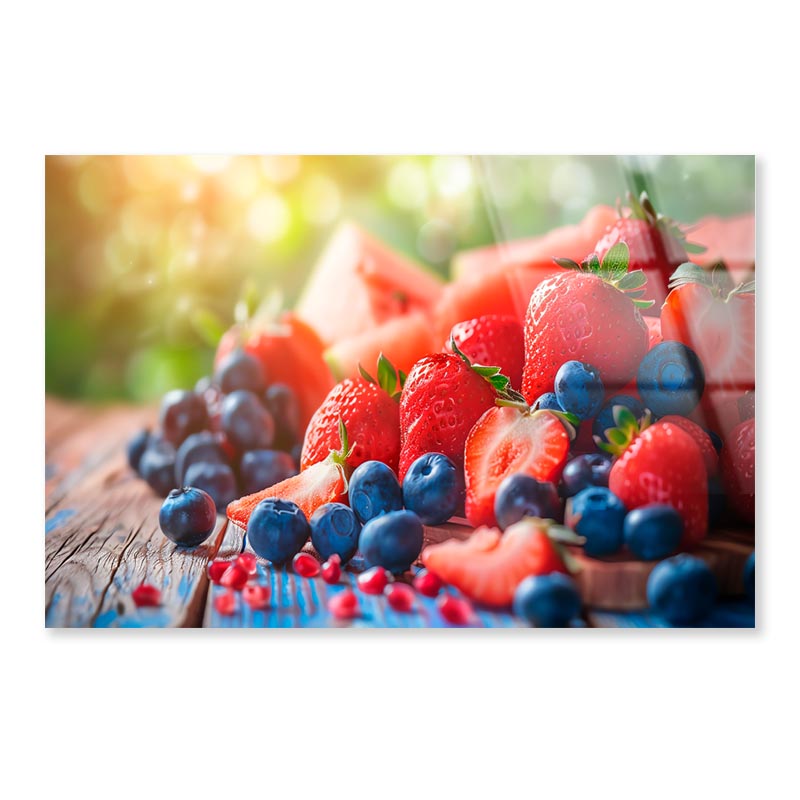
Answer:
[588, 600, 755, 629]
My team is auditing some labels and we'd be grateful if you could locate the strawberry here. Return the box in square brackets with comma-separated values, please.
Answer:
[660, 263, 755, 393]
[521, 242, 650, 402]
[593, 192, 698, 311]
[445, 315, 525, 390]
[227, 420, 351, 529]
[658, 415, 719, 478]
[601, 410, 708, 548]
[720, 418, 755, 524]
[421, 518, 575, 608]
[398, 346, 510, 482]
[301, 354, 402, 473]
[464, 405, 572, 527]
[645, 315, 663, 350]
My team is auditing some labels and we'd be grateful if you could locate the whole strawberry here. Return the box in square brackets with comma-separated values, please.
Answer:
[398, 347, 509, 482]
[521, 242, 650, 402]
[445, 315, 525, 389]
[720, 417, 755, 524]
[602, 409, 708, 548]
[593, 192, 697, 311]
[301, 355, 402, 473]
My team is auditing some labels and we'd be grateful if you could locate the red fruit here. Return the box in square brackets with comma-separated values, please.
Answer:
[357, 567, 391, 595]
[413, 570, 442, 598]
[521, 248, 649, 402]
[422, 519, 565, 608]
[660, 271, 755, 392]
[328, 589, 359, 619]
[301, 355, 402, 473]
[242, 584, 271, 610]
[645, 315, 663, 350]
[738, 391, 755, 422]
[446, 315, 525, 390]
[464, 406, 570, 528]
[658, 415, 719, 477]
[207, 560, 230, 584]
[214, 591, 237, 616]
[437, 594, 474, 625]
[398, 351, 503, 481]
[132, 583, 161, 608]
[720, 418, 755, 524]
[227, 423, 350, 530]
[687, 213, 755, 281]
[385, 583, 415, 613]
[292, 552, 321, 578]
[220, 563, 248, 591]
[606, 418, 708, 547]
[236, 552, 258, 576]
[321, 554, 342, 584]
[593, 192, 690, 311]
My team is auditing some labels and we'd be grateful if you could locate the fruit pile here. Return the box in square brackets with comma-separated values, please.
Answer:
[127, 193, 755, 626]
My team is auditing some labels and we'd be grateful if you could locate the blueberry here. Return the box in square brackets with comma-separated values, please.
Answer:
[247, 498, 310, 564]
[513, 573, 582, 627]
[559, 453, 613, 498]
[174, 431, 226, 485]
[554, 361, 604, 420]
[623, 504, 683, 560]
[291, 443, 303, 471]
[159, 487, 217, 547]
[127, 428, 150, 473]
[139, 437, 178, 496]
[533, 392, 562, 412]
[742, 552, 755, 603]
[705, 428, 723, 454]
[348, 461, 403, 524]
[402, 453, 464, 525]
[221, 390, 275, 452]
[184, 462, 238, 510]
[494, 474, 561, 530]
[637, 341, 705, 417]
[359, 509, 424, 573]
[239, 449, 297, 495]
[565, 487, 626, 557]
[592, 395, 645, 443]
[707, 474, 726, 527]
[214, 349, 267, 395]
[159, 389, 208, 446]
[309, 502, 361, 563]
[646, 554, 718, 625]
[264, 384, 301, 451]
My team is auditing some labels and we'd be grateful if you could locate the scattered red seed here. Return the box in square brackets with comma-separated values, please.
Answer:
[328, 589, 359, 619]
[438, 594, 473, 626]
[207, 559, 230, 584]
[220, 563, 248, 591]
[242, 584, 270, 610]
[214, 591, 237, 616]
[386, 582, 415, 613]
[413, 570, 443, 598]
[236, 552, 258, 576]
[293, 552, 321, 578]
[321, 554, 342, 584]
[357, 567, 391, 595]
[132, 583, 161, 607]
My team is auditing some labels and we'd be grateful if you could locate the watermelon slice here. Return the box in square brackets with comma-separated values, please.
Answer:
[295, 222, 444, 346]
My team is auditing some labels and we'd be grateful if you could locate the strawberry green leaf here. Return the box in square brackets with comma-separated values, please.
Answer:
[616, 270, 648, 291]
[358, 364, 376, 384]
[683, 241, 708, 255]
[668, 262, 712, 290]
[600, 242, 630, 279]
[553, 257, 582, 270]
[625, 289, 647, 299]
[605, 428, 628, 448]
[398, 370, 407, 387]
[632, 298, 656, 309]
[612, 405, 638, 429]
[581, 253, 601, 273]
[472, 364, 503, 377]
[487, 373, 511, 394]
[376, 352, 398, 395]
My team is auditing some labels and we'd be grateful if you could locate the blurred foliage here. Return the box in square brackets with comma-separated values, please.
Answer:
[45, 155, 754, 402]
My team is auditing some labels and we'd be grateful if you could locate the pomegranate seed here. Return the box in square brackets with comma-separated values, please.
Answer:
[438, 594, 473, 626]
[357, 567, 390, 595]
[293, 552, 321, 578]
[214, 591, 237, 616]
[243, 584, 270, 610]
[328, 589, 359, 620]
[236, 552, 258, 576]
[132, 583, 161, 607]
[413, 570, 443, 598]
[207, 559, 230, 584]
[386, 582, 415, 613]
[321, 554, 342, 584]
[220, 563, 248, 591]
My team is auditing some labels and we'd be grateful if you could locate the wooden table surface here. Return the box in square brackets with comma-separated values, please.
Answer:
[44, 397, 755, 629]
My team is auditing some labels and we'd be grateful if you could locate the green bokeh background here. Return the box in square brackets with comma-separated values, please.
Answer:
[45, 155, 754, 402]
